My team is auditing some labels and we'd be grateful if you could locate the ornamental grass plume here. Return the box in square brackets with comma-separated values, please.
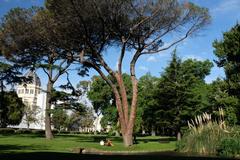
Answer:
[178, 108, 230, 155]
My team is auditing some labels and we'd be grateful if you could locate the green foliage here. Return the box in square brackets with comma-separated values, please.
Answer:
[0, 128, 15, 134]
[87, 75, 114, 116]
[51, 89, 85, 113]
[155, 50, 213, 136]
[52, 108, 69, 131]
[0, 91, 25, 127]
[217, 137, 240, 157]
[138, 73, 158, 134]
[208, 79, 239, 125]
[15, 129, 32, 134]
[213, 24, 240, 124]
[87, 74, 132, 130]
[67, 108, 95, 131]
[213, 23, 240, 99]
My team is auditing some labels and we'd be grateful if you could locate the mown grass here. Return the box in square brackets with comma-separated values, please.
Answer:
[0, 134, 176, 153]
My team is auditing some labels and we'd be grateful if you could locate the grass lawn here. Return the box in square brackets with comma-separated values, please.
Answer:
[0, 134, 176, 153]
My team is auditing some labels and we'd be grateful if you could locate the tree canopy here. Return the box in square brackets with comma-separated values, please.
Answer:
[45, 0, 210, 146]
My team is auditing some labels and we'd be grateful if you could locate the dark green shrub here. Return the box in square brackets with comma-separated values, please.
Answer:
[31, 129, 45, 135]
[15, 129, 31, 134]
[0, 128, 15, 134]
[217, 138, 240, 157]
[69, 131, 80, 134]
[58, 131, 70, 134]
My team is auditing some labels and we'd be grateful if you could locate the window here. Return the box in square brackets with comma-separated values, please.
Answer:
[25, 89, 29, 94]
[30, 89, 34, 94]
[18, 90, 21, 94]
[22, 89, 24, 94]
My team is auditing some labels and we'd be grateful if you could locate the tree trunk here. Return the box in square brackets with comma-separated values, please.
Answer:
[0, 80, 6, 128]
[45, 81, 53, 139]
[177, 131, 181, 141]
[115, 75, 137, 147]
[122, 132, 133, 147]
[151, 126, 156, 136]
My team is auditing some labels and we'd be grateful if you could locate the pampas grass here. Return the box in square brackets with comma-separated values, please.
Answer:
[178, 108, 230, 155]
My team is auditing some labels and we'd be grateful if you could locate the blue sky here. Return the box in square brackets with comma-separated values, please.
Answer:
[1, 0, 240, 89]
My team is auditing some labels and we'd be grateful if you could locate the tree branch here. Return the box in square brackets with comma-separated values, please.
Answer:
[142, 22, 197, 55]
[79, 50, 127, 131]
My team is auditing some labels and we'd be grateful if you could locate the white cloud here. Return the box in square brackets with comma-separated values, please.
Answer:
[139, 66, 149, 72]
[146, 55, 158, 62]
[183, 54, 206, 61]
[211, 0, 240, 14]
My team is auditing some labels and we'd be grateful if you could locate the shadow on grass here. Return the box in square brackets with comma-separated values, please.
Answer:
[0, 152, 233, 160]
[0, 144, 48, 153]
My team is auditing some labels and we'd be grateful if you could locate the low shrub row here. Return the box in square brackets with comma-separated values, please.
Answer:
[0, 128, 108, 135]
[0, 128, 56, 135]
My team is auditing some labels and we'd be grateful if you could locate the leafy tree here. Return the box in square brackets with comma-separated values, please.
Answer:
[208, 79, 239, 125]
[52, 108, 69, 131]
[0, 53, 29, 127]
[138, 73, 158, 135]
[23, 104, 39, 129]
[156, 51, 213, 140]
[213, 23, 240, 123]
[46, 0, 210, 146]
[213, 23, 240, 98]
[51, 89, 85, 113]
[66, 108, 95, 132]
[0, 91, 25, 127]
[0, 8, 77, 138]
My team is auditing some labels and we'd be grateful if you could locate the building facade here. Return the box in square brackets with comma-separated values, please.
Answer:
[15, 70, 46, 129]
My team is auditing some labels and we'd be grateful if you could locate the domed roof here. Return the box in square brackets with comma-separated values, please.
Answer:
[24, 70, 41, 87]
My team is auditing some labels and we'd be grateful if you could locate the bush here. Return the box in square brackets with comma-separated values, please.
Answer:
[177, 109, 239, 155]
[31, 129, 45, 135]
[0, 128, 15, 134]
[69, 131, 80, 134]
[217, 137, 240, 157]
[15, 129, 32, 134]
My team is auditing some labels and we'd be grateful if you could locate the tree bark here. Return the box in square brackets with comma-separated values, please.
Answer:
[116, 75, 138, 147]
[151, 125, 156, 136]
[177, 131, 181, 141]
[45, 81, 53, 139]
[0, 80, 7, 128]
[122, 132, 133, 147]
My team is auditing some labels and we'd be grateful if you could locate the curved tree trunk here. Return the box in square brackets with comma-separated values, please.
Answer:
[114, 74, 138, 147]
[45, 81, 53, 139]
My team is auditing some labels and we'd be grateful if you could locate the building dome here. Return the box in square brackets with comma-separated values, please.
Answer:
[24, 70, 41, 87]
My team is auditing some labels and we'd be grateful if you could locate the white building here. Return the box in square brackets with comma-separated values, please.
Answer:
[15, 70, 46, 129]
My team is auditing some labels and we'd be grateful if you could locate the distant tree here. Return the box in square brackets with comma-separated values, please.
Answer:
[156, 51, 213, 140]
[52, 108, 69, 131]
[138, 73, 158, 135]
[23, 104, 39, 129]
[0, 91, 25, 127]
[46, 0, 210, 146]
[66, 108, 94, 132]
